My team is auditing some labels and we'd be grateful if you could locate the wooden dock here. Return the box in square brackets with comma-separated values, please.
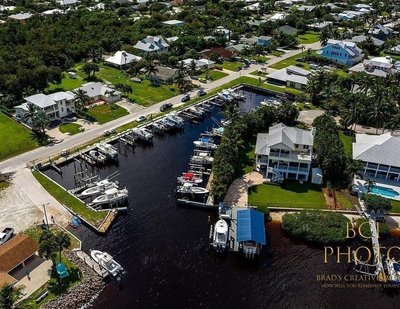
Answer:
[76, 250, 108, 278]
[97, 210, 118, 233]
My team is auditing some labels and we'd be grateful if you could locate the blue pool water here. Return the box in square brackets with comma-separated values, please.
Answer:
[369, 185, 400, 198]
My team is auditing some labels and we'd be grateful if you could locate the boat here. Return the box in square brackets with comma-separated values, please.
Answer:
[193, 137, 218, 150]
[151, 122, 167, 133]
[226, 88, 245, 100]
[91, 188, 129, 205]
[190, 153, 214, 165]
[176, 183, 209, 195]
[211, 219, 229, 250]
[131, 128, 153, 141]
[386, 258, 400, 284]
[97, 143, 118, 160]
[89, 150, 107, 163]
[165, 115, 184, 128]
[90, 250, 124, 277]
[80, 179, 118, 197]
[218, 91, 233, 102]
[169, 113, 185, 125]
[0, 227, 14, 245]
[260, 97, 281, 107]
[177, 172, 203, 184]
[188, 107, 204, 117]
[212, 127, 224, 137]
[69, 216, 82, 228]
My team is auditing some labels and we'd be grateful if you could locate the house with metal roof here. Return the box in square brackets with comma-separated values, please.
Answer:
[353, 133, 400, 183]
[267, 65, 310, 89]
[317, 39, 364, 66]
[349, 56, 399, 78]
[15, 91, 75, 123]
[162, 19, 184, 27]
[73, 82, 121, 103]
[134, 36, 169, 54]
[105, 51, 142, 68]
[368, 24, 392, 41]
[236, 208, 266, 258]
[255, 123, 315, 182]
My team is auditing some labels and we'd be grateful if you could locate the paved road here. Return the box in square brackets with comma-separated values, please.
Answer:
[0, 42, 322, 172]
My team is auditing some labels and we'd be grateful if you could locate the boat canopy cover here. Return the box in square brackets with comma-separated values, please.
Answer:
[236, 209, 266, 245]
[200, 137, 210, 143]
[183, 173, 194, 179]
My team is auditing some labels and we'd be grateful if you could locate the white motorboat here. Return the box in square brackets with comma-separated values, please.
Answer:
[212, 219, 229, 250]
[190, 154, 214, 165]
[90, 250, 124, 277]
[89, 150, 107, 163]
[226, 88, 245, 100]
[176, 183, 209, 195]
[218, 91, 233, 102]
[260, 97, 281, 107]
[386, 258, 400, 285]
[132, 128, 153, 141]
[80, 179, 118, 197]
[168, 113, 185, 125]
[91, 188, 128, 205]
[97, 143, 118, 160]
[193, 137, 217, 150]
[177, 172, 203, 184]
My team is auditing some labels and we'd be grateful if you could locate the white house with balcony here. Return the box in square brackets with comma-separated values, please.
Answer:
[353, 133, 400, 183]
[15, 91, 75, 123]
[255, 123, 315, 182]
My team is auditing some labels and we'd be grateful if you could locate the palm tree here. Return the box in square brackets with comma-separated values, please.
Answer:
[23, 103, 37, 126]
[387, 109, 400, 133]
[38, 229, 58, 262]
[305, 74, 322, 105]
[365, 178, 376, 193]
[319, 27, 330, 46]
[222, 103, 240, 122]
[143, 61, 158, 81]
[72, 89, 91, 115]
[189, 60, 197, 77]
[54, 232, 71, 263]
[345, 157, 362, 183]
[32, 110, 49, 135]
[0, 284, 25, 309]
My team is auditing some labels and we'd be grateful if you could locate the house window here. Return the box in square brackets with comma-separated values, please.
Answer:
[303, 145, 309, 149]
[294, 144, 299, 148]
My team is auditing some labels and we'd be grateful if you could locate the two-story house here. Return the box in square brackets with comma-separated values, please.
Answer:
[349, 56, 399, 78]
[353, 133, 400, 183]
[255, 123, 315, 182]
[317, 39, 364, 66]
[134, 36, 169, 54]
[15, 91, 75, 123]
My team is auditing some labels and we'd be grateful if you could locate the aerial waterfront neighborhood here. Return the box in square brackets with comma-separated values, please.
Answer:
[0, 0, 400, 307]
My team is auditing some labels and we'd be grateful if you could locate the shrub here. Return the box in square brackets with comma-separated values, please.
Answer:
[355, 218, 390, 239]
[361, 193, 392, 212]
[282, 210, 350, 245]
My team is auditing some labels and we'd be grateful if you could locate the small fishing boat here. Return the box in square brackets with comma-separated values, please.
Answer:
[132, 128, 153, 141]
[165, 116, 184, 128]
[212, 219, 229, 250]
[80, 179, 118, 197]
[218, 91, 233, 102]
[386, 258, 400, 284]
[177, 172, 203, 184]
[91, 188, 128, 205]
[89, 150, 107, 163]
[193, 137, 217, 150]
[260, 97, 281, 107]
[226, 88, 245, 100]
[151, 122, 167, 133]
[69, 216, 82, 228]
[97, 143, 118, 160]
[190, 153, 214, 165]
[90, 250, 124, 277]
[176, 183, 209, 195]
[168, 113, 185, 125]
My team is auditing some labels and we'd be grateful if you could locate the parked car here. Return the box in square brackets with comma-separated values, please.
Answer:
[104, 128, 116, 136]
[136, 115, 146, 122]
[181, 94, 190, 102]
[235, 66, 242, 71]
[63, 116, 77, 123]
[160, 103, 173, 112]
[197, 89, 206, 96]
[61, 149, 70, 157]
[0, 228, 14, 245]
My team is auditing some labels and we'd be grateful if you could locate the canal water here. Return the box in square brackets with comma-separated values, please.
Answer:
[43, 88, 400, 308]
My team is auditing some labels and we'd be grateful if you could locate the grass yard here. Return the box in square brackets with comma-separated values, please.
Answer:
[250, 70, 268, 77]
[249, 55, 270, 63]
[199, 70, 228, 81]
[269, 52, 307, 69]
[0, 112, 37, 161]
[339, 132, 353, 156]
[59, 123, 83, 135]
[237, 137, 256, 175]
[96, 65, 178, 106]
[390, 200, 400, 213]
[220, 61, 243, 71]
[33, 171, 107, 227]
[297, 31, 320, 44]
[85, 104, 129, 124]
[270, 50, 285, 57]
[248, 181, 327, 212]
[48, 73, 85, 92]
[335, 190, 356, 210]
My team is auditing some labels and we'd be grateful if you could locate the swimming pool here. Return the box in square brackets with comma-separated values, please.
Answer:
[368, 185, 400, 198]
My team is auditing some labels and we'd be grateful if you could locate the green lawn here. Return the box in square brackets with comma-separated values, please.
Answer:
[248, 181, 327, 212]
[199, 70, 228, 81]
[335, 190, 356, 210]
[96, 65, 178, 106]
[339, 132, 353, 156]
[390, 200, 400, 213]
[238, 137, 256, 175]
[220, 61, 243, 71]
[0, 112, 38, 161]
[48, 73, 85, 92]
[59, 123, 83, 135]
[249, 55, 270, 63]
[269, 52, 307, 69]
[85, 104, 129, 124]
[33, 171, 107, 226]
[297, 31, 320, 44]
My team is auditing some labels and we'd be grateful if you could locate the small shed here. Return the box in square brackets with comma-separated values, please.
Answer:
[311, 167, 323, 185]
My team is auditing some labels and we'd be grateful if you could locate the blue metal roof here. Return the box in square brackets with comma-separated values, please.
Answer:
[236, 209, 266, 244]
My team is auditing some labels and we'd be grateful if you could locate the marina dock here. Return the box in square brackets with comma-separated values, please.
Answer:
[97, 210, 118, 233]
[76, 250, 109, 278]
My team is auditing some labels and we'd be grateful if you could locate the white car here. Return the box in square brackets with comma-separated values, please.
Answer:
[137, 115, 146, 122]
[0, 228, 14, 245]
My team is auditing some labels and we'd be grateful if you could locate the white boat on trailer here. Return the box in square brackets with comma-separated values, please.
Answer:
[176, 183, 209, 195]
[90, 250, 124, 277]
[80, 179, 118, 197]
[91, 188, 128, 205]
[211, 219, 229, 250]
